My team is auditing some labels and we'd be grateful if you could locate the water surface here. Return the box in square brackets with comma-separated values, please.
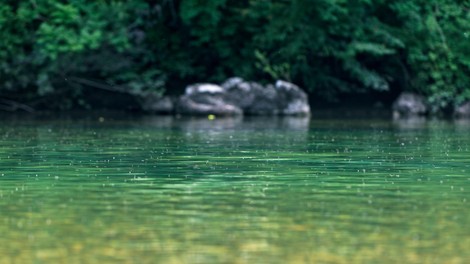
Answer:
[0, 115, 469, 263]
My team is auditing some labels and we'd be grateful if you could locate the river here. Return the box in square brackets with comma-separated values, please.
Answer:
[0, 114, 469, 263]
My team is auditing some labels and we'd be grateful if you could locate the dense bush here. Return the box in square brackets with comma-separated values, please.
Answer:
[0, 0, 469, 112]
[391, 0, 470, 113]
[0, 1, 164, 109]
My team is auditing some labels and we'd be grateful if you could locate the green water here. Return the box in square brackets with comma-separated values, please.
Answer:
[0, 115, 469, 264]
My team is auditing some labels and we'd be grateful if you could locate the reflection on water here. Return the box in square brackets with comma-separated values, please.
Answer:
[0, 115, 469, 264]
[139, 115, 311, 131]
[392, 116, 427, 130]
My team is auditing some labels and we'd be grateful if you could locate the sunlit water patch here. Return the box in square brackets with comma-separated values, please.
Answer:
[0, 115, 469, 263]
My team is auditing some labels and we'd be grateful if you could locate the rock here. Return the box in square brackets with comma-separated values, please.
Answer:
[175, 83, 242, 116]
[392, 92, 428, 118]
[222, 78, 260, 111]
[236, 83, 279, 115]
[222, 77, 310, 116]
[186, 83, 224, 95]
[221, 77, 244, 90]
[454, 101, 470, 118]
[247, 83, 279, 115]
[275, 80, 311, 115]
[175, 78, 311, 116]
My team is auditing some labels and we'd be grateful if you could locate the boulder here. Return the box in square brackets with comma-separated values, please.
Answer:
[175, 83, 242, 116]
[224, 81, 279, 115]
[275, 80, 311, 115]
[221, 77, 310, 116]
[245, 83, 279, 115]
[392, 92, 428, 118]
[454, 101, 470, 118]
[186, 83, 224, 95]
[222, 78, 261, 111]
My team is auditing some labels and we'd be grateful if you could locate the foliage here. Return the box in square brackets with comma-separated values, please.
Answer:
[391, 0, 470, 112]
[246, 0, 404, 100]
[254, 50, 291, 81]
[0, 0, 164, 109]
[0, 0, 469, 112]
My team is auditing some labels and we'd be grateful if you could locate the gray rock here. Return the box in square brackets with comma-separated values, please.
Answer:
[392, 92, 428, 118]
[185, 83, 224, 95]
[176, 95, 242, 116]
[221, 77, 244, 90]
[222, 79, 257, 109]
[223, 77, 310, 116]
[175, 83, 242, 116]
[454, 101, 470, 118]
[241, 83, 279, 115]
[275, 80, 311, 115]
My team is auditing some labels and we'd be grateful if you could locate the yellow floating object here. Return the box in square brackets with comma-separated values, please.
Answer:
[208, 114, 216, 120]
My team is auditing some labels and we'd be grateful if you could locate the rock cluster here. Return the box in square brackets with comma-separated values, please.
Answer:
[174, 77, 310, 116]
[392, 92, 470, 118]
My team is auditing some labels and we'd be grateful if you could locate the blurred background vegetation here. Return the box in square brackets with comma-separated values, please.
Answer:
[0, 0, 469, 113]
